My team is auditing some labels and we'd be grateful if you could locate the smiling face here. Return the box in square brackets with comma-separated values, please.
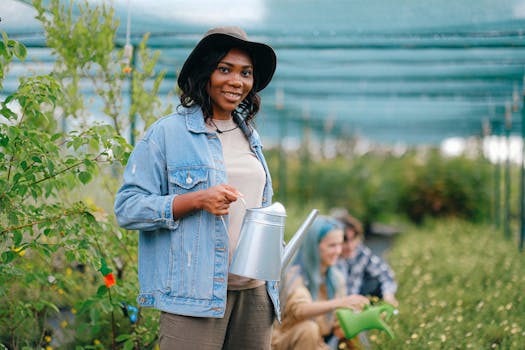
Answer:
[206, 48, 254, 120]
[342, 227, 361, 259]
[319, 229, 344, 271]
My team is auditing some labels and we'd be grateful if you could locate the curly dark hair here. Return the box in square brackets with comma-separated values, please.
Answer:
[179, 46, 262, 127]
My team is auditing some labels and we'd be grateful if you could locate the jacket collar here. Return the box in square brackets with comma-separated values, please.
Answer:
[185, 106, 208, 133]
[183, 106, 262, 148]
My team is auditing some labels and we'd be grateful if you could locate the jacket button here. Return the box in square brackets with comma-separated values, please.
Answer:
[186, 176, 192, 184]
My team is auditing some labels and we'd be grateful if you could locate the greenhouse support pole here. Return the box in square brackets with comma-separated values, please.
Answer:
[494, 121, 501, 229]
[129, 45, 137, 146]
[504, 103, 512, 240]
[276, 88, 287, 202]
[519, 82, 525, 251]
[482, 118, 492, 222]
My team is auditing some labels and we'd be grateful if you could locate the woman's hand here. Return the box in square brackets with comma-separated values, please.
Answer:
[383, 293, 399, 308]
[199, 184, 243, 215]
[338, 294, 370, 311]
[171, 184, 243, 218]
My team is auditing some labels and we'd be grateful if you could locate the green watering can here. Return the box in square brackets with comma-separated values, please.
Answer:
[336, 303, 397, 339]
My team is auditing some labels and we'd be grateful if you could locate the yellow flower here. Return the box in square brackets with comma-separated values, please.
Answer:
[71, 308, 77, 314]
[66, 267, 73, 276]
[46, 347, 53, 350]
[11, 246, 26, 256]
[94, 339, 101, 345]
[44, 335, 52, 342]
[60, 320, 68, 328]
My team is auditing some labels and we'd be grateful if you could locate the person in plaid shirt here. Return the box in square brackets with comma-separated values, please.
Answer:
[334, 211, 398, 307]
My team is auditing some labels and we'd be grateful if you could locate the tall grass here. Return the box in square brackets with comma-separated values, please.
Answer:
[369, 220, 525, 349]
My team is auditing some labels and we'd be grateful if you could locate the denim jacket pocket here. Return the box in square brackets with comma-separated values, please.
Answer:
[168, 167, 209, 194]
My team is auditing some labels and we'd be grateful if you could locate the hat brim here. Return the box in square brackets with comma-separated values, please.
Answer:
[178, 33, 276, 93]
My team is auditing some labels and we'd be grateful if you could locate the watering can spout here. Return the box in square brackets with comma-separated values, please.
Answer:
[281, 209, 319, 270]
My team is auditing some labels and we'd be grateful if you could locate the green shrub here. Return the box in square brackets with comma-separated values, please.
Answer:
[268, 147, 494, 226]
[399, 150, 492, 223]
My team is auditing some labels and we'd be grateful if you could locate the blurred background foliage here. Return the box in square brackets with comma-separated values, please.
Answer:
[270, 147, 496, 239]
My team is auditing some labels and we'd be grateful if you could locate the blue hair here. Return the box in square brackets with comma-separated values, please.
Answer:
[294, 215, 343, 300]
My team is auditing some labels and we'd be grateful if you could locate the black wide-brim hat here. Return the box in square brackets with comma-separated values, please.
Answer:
[177, 26, 277, 92]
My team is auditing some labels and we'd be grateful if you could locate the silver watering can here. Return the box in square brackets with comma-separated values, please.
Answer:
[229, 202, 319, 281]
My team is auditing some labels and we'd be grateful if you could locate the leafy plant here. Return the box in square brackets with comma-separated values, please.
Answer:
[1, 0, 172, 347]
[399, 150, 492, 224]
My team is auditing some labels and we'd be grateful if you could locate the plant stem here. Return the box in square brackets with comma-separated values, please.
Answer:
[0, 209, 82, 234]
[107, 287, 117, 349]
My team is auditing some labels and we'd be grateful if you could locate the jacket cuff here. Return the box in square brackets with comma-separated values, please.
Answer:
[163, 194, 180, 230]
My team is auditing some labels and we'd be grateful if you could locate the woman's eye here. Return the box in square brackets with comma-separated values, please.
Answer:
[218, 66, 230, 73]
[242, 70, 253, 77]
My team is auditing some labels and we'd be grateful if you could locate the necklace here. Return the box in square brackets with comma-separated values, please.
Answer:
[209, 119, 239, 134]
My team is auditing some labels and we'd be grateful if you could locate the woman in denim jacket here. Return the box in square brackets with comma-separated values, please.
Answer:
[114, 26, 278, 350]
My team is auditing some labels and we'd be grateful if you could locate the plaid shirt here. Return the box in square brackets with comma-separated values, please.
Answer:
[337, 243, 397, 297]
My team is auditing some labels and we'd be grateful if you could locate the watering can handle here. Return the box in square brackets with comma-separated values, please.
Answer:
[219, 197, 248, 232]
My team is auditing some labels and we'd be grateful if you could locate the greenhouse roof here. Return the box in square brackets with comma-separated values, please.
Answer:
[3, 0, 525, 146]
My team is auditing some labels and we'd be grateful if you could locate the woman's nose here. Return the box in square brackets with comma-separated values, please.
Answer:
[228, 73, 244, 87]
[229, 78, 242, 88]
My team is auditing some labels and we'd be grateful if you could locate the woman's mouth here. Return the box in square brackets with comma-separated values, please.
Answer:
[223, 91, 242, 101]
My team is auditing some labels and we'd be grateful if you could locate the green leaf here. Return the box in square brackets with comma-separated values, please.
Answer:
[0, 39, 6, 57]
[51, 133, 62, 142]
[96, 284, 108, 297]
[13, 42, 27, 61]
[115, 334, 131, 342]
[65, 250, 76, 262]
[98, 258, 112, 275]
[78, 171, 92, 184]
[123, 339, 135, 350]
[16, 184, 28, 196]
[1, 251, 16, 264]
[13, 231, 22, 246]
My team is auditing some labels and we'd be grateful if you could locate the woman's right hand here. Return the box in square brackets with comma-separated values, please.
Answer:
[199, 184, 243, 216]
[338, 294, 370, 311]
[171, 184, 243, 219]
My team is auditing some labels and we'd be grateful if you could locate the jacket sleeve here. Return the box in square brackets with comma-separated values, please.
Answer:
[114, 132, 179, 231]
[366, 254, 398, 296]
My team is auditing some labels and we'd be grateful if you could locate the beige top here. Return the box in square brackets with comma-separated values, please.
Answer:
[275, 266, 346, 337]
[207, 118, 266, 290]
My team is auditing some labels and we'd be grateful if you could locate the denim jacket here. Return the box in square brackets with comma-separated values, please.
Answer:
[114, 106, 280, 321]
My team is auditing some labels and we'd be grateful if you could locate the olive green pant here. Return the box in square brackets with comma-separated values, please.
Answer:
[159, 285, 274, 350]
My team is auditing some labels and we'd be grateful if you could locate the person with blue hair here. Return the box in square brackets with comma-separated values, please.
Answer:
[271, 216, 369, 350]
